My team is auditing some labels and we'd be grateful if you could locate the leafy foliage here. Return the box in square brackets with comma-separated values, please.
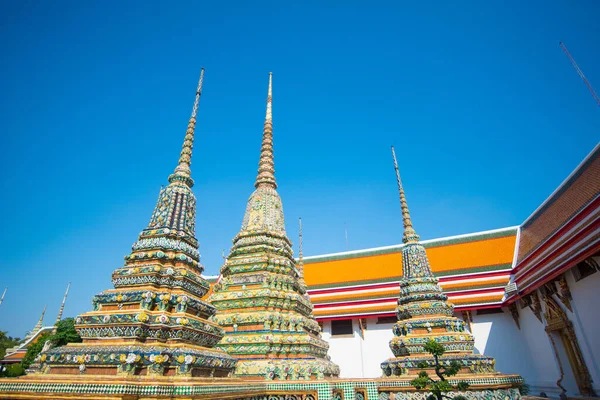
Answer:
[50, 319, 82, 347]
[0, 331, 21, 360]
[10, 318, 82, 373]
[21, 333, 50, 369]
[410, 339, 470, 400]
[2, 364, 25, 377]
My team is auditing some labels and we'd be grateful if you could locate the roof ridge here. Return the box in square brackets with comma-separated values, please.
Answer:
[522, 142, 600, 227]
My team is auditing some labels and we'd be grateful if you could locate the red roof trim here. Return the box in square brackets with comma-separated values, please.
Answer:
[516, 219, 599, 284]
[515, 195, 600, 272]
[308, 270, 511, 296]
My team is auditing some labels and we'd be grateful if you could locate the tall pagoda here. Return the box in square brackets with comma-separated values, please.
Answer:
[37, 70, 237, 378]
[380, 147, 499, 377]
[209, 73, 340, 380]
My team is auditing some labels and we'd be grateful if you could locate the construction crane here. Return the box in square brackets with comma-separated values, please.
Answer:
[559, 41, 600, 107]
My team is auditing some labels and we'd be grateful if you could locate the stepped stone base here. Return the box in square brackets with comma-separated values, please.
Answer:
[233, 358, 341, 380]
[0, 374, 522, 399]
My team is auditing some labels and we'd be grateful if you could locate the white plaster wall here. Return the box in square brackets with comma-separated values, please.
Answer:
[564, 262, 600, 394]
[517, 299, 563, 397]
[321, 319, 364, 378]
[321, 318, 395, 378]
[457, 308, 562, 397]
[319, 269, 600, 395]
[362, 318, 396, 377]
[465, 310, 539, 384]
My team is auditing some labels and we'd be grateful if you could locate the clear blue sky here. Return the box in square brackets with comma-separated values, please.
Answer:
[0, 1, 598, 338]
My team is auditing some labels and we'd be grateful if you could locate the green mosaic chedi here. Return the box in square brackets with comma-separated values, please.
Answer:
[36, 69, 237, 378]
[380, 147, 497, 377]
[209, 73, 340, 380]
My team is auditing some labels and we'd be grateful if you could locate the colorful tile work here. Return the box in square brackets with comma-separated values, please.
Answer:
[0, 377, 522, 400]
[208, 74, 339, 380]
[379, 148, 521, 386]
[31, 70, 236, 379]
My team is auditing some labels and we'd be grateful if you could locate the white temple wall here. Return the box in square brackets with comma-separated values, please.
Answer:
[516, 297, 563, 397]
[563, 262, 600, 394]
[320, 319, 364, 378]
[464, 310, 538, 383]
[319, 269, 600, 394]
[320, 318, 395, 378]
[362, 318, 396, 377]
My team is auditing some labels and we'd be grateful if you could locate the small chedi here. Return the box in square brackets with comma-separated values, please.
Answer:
[208, 73, 340, 380]
[380, 147, 517, 384]
[37, 69, 237, 378]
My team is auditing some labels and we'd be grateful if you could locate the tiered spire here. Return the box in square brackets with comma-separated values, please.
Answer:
[380, 146, 498, 378]
[54, 282, 70, 327]
[170, 68, 205, 187]
[0, 287, 6, 308]
[210, 73, 339, 380]
[23, 305, 46, 342]
[33, 305, 46, 332]
[298, 217, 304, 279]
[37, 71, 236, 379]
[255, 72, 277, 189]
[391, 146, 420, 244]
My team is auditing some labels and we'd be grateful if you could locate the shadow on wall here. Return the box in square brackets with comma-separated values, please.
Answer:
[469, 308, 543, 391]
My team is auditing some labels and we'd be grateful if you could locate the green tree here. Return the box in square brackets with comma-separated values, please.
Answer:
[21, 333, 50, 369]
[21, 318, 82, 370]
[4, 364, 25, 377]
[0, 331, 21, 360]
[411, 339, 469, 400]
[49, 319, 82, 347]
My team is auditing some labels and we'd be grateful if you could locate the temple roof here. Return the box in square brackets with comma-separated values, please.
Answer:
[0, 326, 54, 364]
[513, 143, 600, 295]
[205, 227, 517, 318]
[302, 227, 517, 319]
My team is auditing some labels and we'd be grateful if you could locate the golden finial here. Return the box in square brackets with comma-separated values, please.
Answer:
[255, 72, 277, 189]
[172, 68, 205, 183]
[54, 282, 71, 328]
[391, 146, 420, 244]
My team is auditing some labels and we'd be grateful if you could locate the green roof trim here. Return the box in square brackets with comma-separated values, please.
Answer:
[303, 227, 517, 264]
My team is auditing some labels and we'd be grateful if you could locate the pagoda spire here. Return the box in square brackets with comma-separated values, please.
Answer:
[391, 146, 420, 244]
[169, 68, 205, 186]
[255, 72, 277, 189]
[31, 305, 48, 334]
[0, 287, 6, 308]
[54, 282, 71, 327]
[298, 217, 304, 279]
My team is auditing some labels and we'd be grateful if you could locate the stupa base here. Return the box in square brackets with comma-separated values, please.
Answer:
[0, 375, 522, 400]
[233, 357, 341, 380]
[381, 354, 498, 377]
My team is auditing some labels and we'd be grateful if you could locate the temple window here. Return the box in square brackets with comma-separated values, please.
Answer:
[376, 316, 398, 324]
[331, 319, 353, 336]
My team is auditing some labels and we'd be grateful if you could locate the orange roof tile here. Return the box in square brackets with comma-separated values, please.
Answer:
[304, 228, 517, 289]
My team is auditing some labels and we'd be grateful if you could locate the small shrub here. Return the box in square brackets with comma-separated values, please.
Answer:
[410, 339, 470, 400]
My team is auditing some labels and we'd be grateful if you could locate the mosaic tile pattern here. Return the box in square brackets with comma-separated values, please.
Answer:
[209, 74, 339, 380]
[380, 149, 518, 381]
[34, 70, 236, 378]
